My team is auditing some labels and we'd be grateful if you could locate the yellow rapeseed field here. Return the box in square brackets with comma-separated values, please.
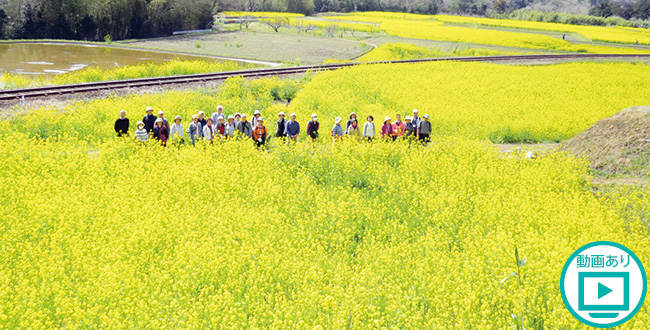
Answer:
[357, 42, 522, 62]
[289, 61, 650, 142]
[325, 12, 650, 54]
[435, 15, 650, 45]
[0, 63, 649, 329]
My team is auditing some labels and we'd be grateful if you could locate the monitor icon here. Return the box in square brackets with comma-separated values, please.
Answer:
[578, 272, 629, 319]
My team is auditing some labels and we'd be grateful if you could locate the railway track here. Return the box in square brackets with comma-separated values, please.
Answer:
[1, 53, 649, 101]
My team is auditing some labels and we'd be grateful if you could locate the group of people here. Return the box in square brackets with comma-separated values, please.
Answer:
[114, 106, 434, 147]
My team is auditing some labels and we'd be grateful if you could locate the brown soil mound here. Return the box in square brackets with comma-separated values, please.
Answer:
[562, 106, 650, 177]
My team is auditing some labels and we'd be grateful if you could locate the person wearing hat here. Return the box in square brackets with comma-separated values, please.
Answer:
[114, 110, 130, 137]
[211, 105, 225, 125]
[236, 114, 253, 138]
[225, 115, 236, 139]
[306, 113, 319, 142]
[346, 112, 357, 130]
[251, 109, 261, 128]
[215, 117, 226, 139]
[276, 111, 287, 139]
[363, 115, 376, 142]
[187, 114, 200, 145]
[157, 110, 169, 128]
[153, 118, 169, 146]
[142, 106, 157, 134]
[381, 116, 395, 141]
[169, 115, 184, 144]
[286, 113, 300, 142]
[252, 117, 268, 148]
[404, 116, 416, 140]
[392, 114, 405, 139]
[344, 118, 360, 139]
[411, 109, 421, 131]
[332, 117, 344, 141]
[203, 117, 215, 142]
[417, 114, 432, 144]
[134, 121, 148, 142]
[197, 111, 207, 137]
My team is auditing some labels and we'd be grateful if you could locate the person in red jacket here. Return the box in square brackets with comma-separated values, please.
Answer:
[252, 118, 267, 148]
[153, 118, 169, 146]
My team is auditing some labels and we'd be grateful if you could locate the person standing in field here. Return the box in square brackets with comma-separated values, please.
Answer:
[346, 112, 357, 130]
[332, 117, 344, 141]
[251, 109, 262, 128]
[215, 117, 226, 140]
[276, 111, 287, 139]
[417, 114, 432, 144]
[345, 118, 360, 139]
[211, 105, 225, 124]
[306, 113, 320, 142]
[404, 116, 416, 139]
[143, 107, 157, 135]
[203, 117, 215, 142]
[252, 117, 267, 148]
[187, 115, 200, 145]
[114, 110, 129, 137]
[197, 111, 207, 139]
[153, 118, 169, 146]
[134, 121, 148, 142]
[393, 114, 405, 139]
[411, 109, 421, 131]
[157, 111, 169, 128]
[225, 115, 236, 139]
[363, 115, 376, 141]
[286, 113, 300, 142]
[237, 114, 253, 139]
[381, 116, 395, 141]
[169, 115, 184, 144]
[234, 113, 241, 126]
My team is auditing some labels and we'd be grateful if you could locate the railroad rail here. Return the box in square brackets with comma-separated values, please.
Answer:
[1, 54, 649, 101]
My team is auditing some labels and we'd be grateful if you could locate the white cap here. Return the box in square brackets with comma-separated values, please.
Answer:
[158, 111, 164, 115]
[405, 116, 411, 121]
[258, 117, 264, 121]
[424, 114, 430, 119]
[290, 113, 297, 117]
[384, 116, 391, 122]
[155, 118, 163, 123]
[192, 114, 198, 119]
[412, 109, 418, 113]
[174, 115, 181, 120]
[137, 121, 144, 127]
[227, 115, 234, 120]
[279, 111, 285, 116]
[311, 113, 317, 118]
[254, 109, 261, 115]
[217, 105, 223, 110]
[241, 114, 247, 118]
[198, 111, 205, 115]
[146, 106, 153, 112]
[335, 117, 342, 124]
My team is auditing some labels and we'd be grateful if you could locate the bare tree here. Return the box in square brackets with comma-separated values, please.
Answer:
[324, 24, 337, 37]
[239, 16, 255, 29]
[263, 17, 288, 32]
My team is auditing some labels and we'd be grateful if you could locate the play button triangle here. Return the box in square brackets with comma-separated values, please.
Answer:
[598, 282, 613, 299]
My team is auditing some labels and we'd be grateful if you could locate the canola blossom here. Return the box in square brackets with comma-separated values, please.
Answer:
[288, 61, 650, 143]
[1, 62, 649, 329]
[327, 12, 650, 54]
[0, 60, 244, 89]
[435, 14, 650, 46]
[357, 42, 522, 62]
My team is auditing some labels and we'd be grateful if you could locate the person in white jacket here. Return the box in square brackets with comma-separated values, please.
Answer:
[224, 115, 236, 139]
[203, 117, 215, 142]
[169, 115, 184, 144]
[363, 115, 376, 141]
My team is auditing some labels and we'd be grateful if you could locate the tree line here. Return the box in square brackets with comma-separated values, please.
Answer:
[1, 0, 650, 40]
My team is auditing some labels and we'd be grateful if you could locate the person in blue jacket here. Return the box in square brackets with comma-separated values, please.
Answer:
[285, 113, 300, 142]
